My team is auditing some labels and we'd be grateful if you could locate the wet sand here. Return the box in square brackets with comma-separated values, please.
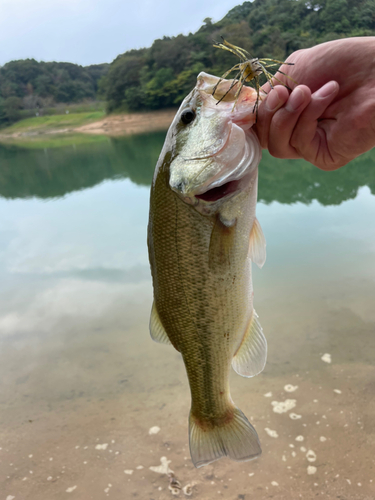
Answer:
[1, 275, 374, 500]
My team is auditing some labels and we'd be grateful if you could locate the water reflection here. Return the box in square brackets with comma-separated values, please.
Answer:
[1, 134, 375, 205]
[0, 132, 165, 199]
[0, 135, 375, 499]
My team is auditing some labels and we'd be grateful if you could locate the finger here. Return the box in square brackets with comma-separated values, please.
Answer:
[267, 85, 311, 159]
[290, 81, 339, 169]
[255, 85, 289, 149]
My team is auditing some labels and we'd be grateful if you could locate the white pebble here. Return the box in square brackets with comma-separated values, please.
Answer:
[124, 470, 133, 475]
[290, 413, 302, 420]
[95, 443, 108, 450]
[295, 435, 304, 441]
[307, 466, 317, 475]
[300, 446, 307, 452]
[264, 392, 272, 397]
[319, 436, 327, 442]
[182, 483, 194, 496]
[149, 456, 173, 475]
[271, 399, 296, 414]
[321, 353, 331, 363]
[284, 384, 298, 392]
[264, 428, 278, 438]
[148, 426, 161, 435]
[6, 497, 15, 500]
[47, 476, 52, 481]
[306, 450, 317, 462]
[66, 486, 77, 493]
[136, 465, 144, 470]
[271, 481, 279, 486]
[333, 389, 342, 394]
[249, 472, 254, 477]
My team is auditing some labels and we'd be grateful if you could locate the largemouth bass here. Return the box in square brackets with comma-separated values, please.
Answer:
[147, 72, 267, 468]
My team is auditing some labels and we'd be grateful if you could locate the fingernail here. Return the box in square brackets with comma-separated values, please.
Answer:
[266, 89, 280, 111]
[314, 81, 338, 98]
[286, 87, 305, 111]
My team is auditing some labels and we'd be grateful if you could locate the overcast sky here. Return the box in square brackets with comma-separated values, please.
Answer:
[0, 0, 241, 66]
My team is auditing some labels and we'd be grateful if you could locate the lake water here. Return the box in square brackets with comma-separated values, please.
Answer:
[1, 135, 374, 500]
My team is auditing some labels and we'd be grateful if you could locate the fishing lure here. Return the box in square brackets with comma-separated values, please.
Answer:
[213, 38, 296, 120]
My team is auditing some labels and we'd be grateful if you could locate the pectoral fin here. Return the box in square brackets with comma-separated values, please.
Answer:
[249, 218, 266, 268]
[208, 215, 236, 272]
[232, 310, 267, 378]
[149, 302, 172, 345]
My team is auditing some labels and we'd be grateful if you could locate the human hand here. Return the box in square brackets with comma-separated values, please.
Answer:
[254, 37, 375, 170]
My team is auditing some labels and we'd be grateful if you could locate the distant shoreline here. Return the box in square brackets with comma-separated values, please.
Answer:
[75, 109, 176, 136]
[0, 109, 177, 145]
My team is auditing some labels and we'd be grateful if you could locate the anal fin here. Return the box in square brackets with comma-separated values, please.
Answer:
[232, 309, 267, 378]
[149, 301, 172, 345]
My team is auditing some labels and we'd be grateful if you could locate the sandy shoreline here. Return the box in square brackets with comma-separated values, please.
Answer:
[76, 109, 176, 136]
[0, 109, 177, 142]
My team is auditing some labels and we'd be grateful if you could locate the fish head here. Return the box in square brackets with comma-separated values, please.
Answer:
[166, 72, 262, 216]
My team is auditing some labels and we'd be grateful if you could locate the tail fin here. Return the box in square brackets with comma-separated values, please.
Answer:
[189, 407, 261, 468]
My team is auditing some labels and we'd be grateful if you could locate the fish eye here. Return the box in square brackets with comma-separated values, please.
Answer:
[181, 108, 196, 125]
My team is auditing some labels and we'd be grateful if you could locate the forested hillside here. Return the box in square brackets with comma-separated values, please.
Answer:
[1, 0, 374, 128]
[0, 60, 108, 126]
[101, 0, 375, 112]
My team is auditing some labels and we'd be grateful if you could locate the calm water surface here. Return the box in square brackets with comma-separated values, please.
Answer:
[1, 135, 375, 500]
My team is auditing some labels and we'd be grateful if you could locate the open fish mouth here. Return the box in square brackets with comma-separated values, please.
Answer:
[195, 179, 242, 202]
[186, 124, 261, 205]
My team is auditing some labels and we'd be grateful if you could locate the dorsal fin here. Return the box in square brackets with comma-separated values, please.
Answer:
[232, 310, 267, 378]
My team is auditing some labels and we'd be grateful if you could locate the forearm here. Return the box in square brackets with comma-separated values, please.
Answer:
[283, 37, 375, 93]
